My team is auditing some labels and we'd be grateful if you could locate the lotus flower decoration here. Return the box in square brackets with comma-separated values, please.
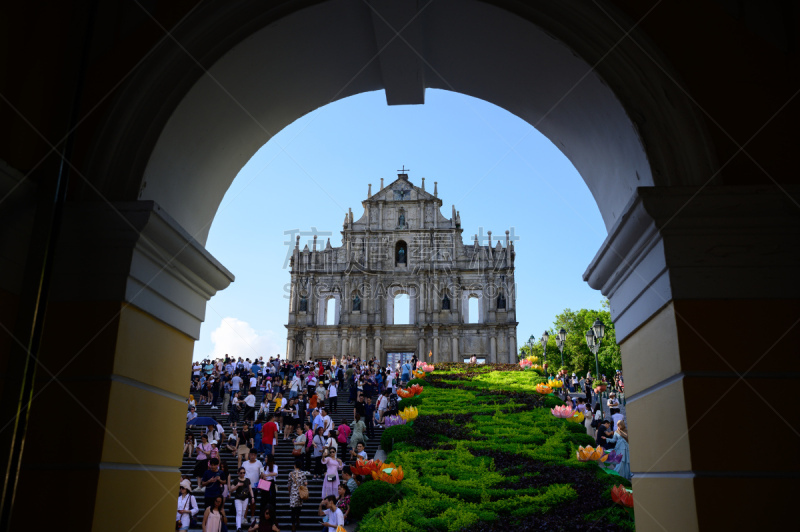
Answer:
[567, 410, 585, 424]
[576, 445, 608, 462]
[611, 485, 633, 508]
[420, 363, 435, 372]
[551, 405, 575, 418]
[351, 459, 383, 476]
[604, 450, 623, 465]
[519, 358, 532, 368]
[384, 415, 406, 427]
[371, 463, 404, 484]
[397, 388, 413, 398]
[398, 406, 419, 422]
[546, 378, 563, 388]
[412, 369, 426, 379]
[408, 384, 424, 396]
[535, 384, 553, 395]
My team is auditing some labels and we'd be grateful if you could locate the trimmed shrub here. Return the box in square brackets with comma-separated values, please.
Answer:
[349, 480, 408, 520]
[396, 395, 423, 409]
[381, 424, 414, 453]
[405, 378, 426, 387]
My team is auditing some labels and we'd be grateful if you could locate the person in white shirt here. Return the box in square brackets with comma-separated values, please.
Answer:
[231, 374, 243, 394]
[249, 374, 258, 394]
[192, 363, 201, 377]
[176, 479, 199, 530]
[320, 409, 333, 438]
[289, 373, 301, 398]
[243, 389, 257, 422]
[328, 381, 338, 413]
[242, 450, 265, 524]
[319, 495, 345, 529]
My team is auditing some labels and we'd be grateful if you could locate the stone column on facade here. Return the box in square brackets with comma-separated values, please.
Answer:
[341, 331, 348, 359]
[489, 334, 497, 363]
[374, 329, 382, 364]
[308, 274, 317, 326]
[432, 326, 439, 363]
[287, 337, 295, 361]
[418, 332, 425, 359]
[451, 332, 459, 363]
[508, 328, 516, 363]
[360, 332, 367, 362]
[306, 336, 314, 360]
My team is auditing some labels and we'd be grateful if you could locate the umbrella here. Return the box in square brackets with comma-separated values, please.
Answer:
[187, 416, 217, 426]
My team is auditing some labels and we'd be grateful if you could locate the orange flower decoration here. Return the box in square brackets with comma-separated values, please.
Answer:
[611, 485, 633, 508]
[351, 459, 382, 476]
[535, 384, 553, 395]
[371, 463, 404, 484]
[397, 388, 414, 398]
[409, 384, 424, 395]
[576, 445, 607, 462]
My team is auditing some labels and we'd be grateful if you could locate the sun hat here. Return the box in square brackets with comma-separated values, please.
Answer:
[210, 440, 218, 445]
[179, 479, 192, 490]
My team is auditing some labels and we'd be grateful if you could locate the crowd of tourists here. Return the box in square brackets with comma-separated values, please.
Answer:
[178, 354, 416, 532]
[178, 355, 629, 531]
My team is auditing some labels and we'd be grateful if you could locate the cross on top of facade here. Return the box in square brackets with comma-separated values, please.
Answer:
[397, 165, 410, 174]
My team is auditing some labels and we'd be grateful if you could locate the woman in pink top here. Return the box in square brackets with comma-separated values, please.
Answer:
[194, 434, 212, 492]
[336, 421, 351, 445]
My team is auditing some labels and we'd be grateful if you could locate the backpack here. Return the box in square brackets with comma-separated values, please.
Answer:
[388, 394, 398, 412]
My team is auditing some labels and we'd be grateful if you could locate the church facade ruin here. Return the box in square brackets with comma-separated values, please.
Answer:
[285, 172, 518, 364]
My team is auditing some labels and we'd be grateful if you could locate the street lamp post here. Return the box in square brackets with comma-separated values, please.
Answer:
[585, 318, 606, 380]
[540, 331, 549, 377]
[527, 334, 535, 364]
[556, 327, 566, 367]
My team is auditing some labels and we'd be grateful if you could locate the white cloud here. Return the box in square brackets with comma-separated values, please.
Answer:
[202, 317, 282, 361]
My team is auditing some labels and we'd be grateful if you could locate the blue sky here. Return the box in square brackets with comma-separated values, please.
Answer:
[192, 89, 607, 361]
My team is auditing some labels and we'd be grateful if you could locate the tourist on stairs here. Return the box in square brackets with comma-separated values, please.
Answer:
[320, 447, 343, 499]
[176, 479, 199, 531]
[201, 495, 228, 532]
[231, 466, 255, 532]
[287, 458, 308, 532]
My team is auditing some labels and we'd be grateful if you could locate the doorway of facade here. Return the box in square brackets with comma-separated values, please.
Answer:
[386, 352, 415, 368]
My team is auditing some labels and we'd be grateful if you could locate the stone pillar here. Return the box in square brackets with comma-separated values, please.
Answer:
[418, 333, 425, 359]
[489, 335, 497, 363]
[583, 186, 799, 532]
[432, 327, 439, 362]
[306, 336, 314, 360]
[451, 334, 459, 363]
[7, 201, 233, 531]
[287, 337, 295, 361]
[374, 333, 382, 363]
[341, 332, 348, 359]
[360, 335, 367, 362]
[508, 328, 516, 363]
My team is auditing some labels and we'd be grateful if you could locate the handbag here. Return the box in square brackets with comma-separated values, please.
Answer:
[298, 484, 309, 500]
[292, 448, 303, 456]
[326, 475, 336, 482]
[257, 479, 272, 491]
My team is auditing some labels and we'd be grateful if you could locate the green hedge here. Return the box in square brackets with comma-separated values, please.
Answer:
[349, 480, 408, 520]
[396, 395, 423, 409]
[381, 424, 414, 453]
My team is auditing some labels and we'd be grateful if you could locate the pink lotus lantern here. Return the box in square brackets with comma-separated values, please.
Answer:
[551, 405, 575, 419]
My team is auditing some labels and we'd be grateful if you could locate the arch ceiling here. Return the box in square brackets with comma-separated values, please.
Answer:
[92, 0, 714, 244]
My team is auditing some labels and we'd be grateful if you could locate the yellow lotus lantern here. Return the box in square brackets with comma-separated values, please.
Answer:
[576, 445, 608, 462]
[535, 383, 553, 395]
[371, 463, 404, 484]
[546, 378, 563, 389]
[398, 406, 419, 422]
[567, 410, 585, 423]
[413, 369, 426, 379]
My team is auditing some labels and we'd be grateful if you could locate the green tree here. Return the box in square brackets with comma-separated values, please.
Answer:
[522, 300, 622, 380]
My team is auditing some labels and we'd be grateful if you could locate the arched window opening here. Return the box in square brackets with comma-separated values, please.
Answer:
[394, 293, 410, 325]
[326, 298, 336, 325]
[468, 297, 479, 324]
[395, 240, 407, 265]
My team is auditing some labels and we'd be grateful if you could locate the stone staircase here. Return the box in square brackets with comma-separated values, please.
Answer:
[180, 383, 385, 530]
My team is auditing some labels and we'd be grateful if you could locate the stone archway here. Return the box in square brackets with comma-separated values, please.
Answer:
[2, 1, 797, 530]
